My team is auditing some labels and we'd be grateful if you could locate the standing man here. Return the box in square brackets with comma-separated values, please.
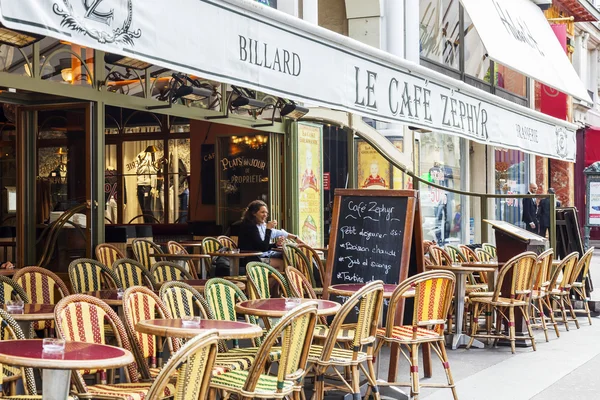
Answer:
[537, 188, 560, 237]
[522, 183, 538, 233]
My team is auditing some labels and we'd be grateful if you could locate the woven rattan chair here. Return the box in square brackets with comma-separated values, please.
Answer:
[217, 235, 238, 250]
[95, 243, 126, 269]
[132, 238, 165, 271]
[548, 252, 581, 331]
[246, 262, 291, 300]
[529, 249, 559, 342]
[375, 270, 457, 399]
[467, 252, 538, 353]
[0, 308, 37, 396]
[299, 244, 325, 296]
[309, 281, 384, 400]
[113, 258, 156, 289]
[428, 245, 453, 266]
[209, 302, 318, 400]
[481, 243, 497, 259]
[475, 248, 494, 263]
[571, 247, 595, 325]
[167, 240, 199, 279]
[54, 294, 176, 399]
[121, 286, 180, 380]
[459, 245, 479, 263]
[445, 245, 467, 263]
[283, 243, 321, 294]
[68, 258, 122, 293]
[151, 261, 193, 284]
[201, 237, 223, 277]
[13, 266, 70, 331]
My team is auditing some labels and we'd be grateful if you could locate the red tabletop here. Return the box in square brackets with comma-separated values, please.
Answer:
[236, 298, 340, 317]
[4, 304, 55, 321]
[0, 340, 133, 370]
[328, 283, 398, 298]
[136, 318, 263, 340]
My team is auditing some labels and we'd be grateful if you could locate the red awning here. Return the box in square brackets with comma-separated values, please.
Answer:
[585, 127, 600, 166]
[555, 0, 600, 22]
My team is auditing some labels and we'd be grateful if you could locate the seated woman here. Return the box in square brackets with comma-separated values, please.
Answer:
[238, 200, 303, 271]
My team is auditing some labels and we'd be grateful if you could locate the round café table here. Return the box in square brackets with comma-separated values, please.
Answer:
[426, 264, 496, 350]
[0, 339, 133, 400]
[207, 251, 263, 277]
[236, 298, 340, 318]
[4, 304, 55, 338]
[136, 318, 263, 340]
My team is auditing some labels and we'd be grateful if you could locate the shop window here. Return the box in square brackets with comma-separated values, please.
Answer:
[217, 134, 270, 228]
[39, 39, 94, 87]
[494, 148, 530, 228]
[419, 0, 460, 70]
[419, 132, 463, 245]
[167, 139, 191, 223]
[104, 145, 121, 224]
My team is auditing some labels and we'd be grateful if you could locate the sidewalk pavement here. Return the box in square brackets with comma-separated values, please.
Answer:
[369, 249, 600, 400]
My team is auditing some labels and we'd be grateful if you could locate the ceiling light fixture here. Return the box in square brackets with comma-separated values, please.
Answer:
[0, 25, 42, 48]
[104, 53, 152, 70]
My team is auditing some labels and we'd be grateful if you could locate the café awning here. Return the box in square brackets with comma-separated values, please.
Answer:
[0, 0, 579, 161]
[460, 0, 593, 104]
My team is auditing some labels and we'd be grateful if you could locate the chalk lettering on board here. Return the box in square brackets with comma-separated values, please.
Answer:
[358, 230, 387, 240]
[340, 226, 357, 238]
[336, 271, 364, 283]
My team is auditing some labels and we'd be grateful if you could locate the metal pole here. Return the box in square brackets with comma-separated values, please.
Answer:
[549, 193, 556, 251]
[481, 195, 488, 243]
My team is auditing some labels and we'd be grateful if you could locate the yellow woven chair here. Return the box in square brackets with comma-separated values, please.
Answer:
[150, 261, 193, 284]
[571, 247, 595, 325]
[246, 262, 291, 300]
[217, 235, 238, 250]
[459, 245, 479, 263]
[481, 243, 497, 259]
[475, 248, 494, 263]
[467, 252, 539, 353]
[529, 249, 559, 342]
[428, 245, 453, 266]
[375, 270, 457, 400]
[167, 240, 199, 279]
[132, 238, 165, 271]
[0, 309, 37, 396]
[54, 294, 176, 399]
[548, 252, 581, 331]
[445, 245, 467, 263]
[121, 286, 180, 380]
[201, 237, 223, 277]
[95, 243, 126, 269]
[209, 302, 318, 400]
[68, 258, 122, 293]
[298, 244, 325, 296]
[113, 258, 156, 289]
[308, 281, 383, 400]
[13, 267, 69, 332]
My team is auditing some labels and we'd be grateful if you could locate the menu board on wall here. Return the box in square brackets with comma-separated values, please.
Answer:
[356, 138, 405, 189]
[324, 189, 418, 322]
[297, 122, 324, 247]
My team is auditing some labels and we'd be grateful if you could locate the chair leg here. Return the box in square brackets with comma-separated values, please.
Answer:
[366, 359, 381, 400]
[564, 295, 580, 329]
[557, 296, 570, 331]
[351, 365, 361, 400]
[509, 306, 516, 354]
[313, 371, 325, 400]
[581, 286, 593, 325]
[466, 302, 479, 349]
[537, 298, 549, 342]
[438, 340, 458, 400]
[523, 306, 536, 351]
[544, 296, 560, 338]
[410, 343, 420, 398]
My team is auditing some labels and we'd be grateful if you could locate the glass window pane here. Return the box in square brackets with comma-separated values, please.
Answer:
[104, 144, 121, 224]
[463, 9, 491, 81]
[420, 0, 460, 70]
[494, 148, 529, 228]
[167, 139, 191, 223]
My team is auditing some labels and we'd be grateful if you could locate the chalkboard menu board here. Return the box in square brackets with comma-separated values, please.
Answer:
[324, 189, 418, 322]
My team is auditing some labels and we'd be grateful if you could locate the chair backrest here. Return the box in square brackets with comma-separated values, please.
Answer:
[475, 248, 494, 263]
[282, 244, 313, 283]
[572, 247, 595, 285]
[242, 302, 317, 395]
[0, 276, 29, 304]
[547, 252, 579, 291]
[167, 241, 198, 279]
[113, 258, 156, 289]
[122, 286, 180, 380]
[145, 330, 218, 400]
[386, 271, 455, 337]
[217, 235, 238, 249]
[201, 237, 223, 254]
[54, 294, 139, 391]
[533, 249, 554, 291]
[423, 240, 435, 255]
[13, 266, 70, 330]
[95, 243, 126, 269]
[246, 261, 291, 299]
[132, 239, 164, 270]
[481, 243, 497, 258]
[492, 252, 538, 301]
[285, 266, 318, 300]
[159, 281, 211, 320]
[428, 245, 453, 266]
[445, 245, 467, 263]
[298, 243, 325, 288]
[459, 245, 479, 263]
[68, 258, 121, 293]
[151, 261, 194, 284]
[0, 309, 37, 395]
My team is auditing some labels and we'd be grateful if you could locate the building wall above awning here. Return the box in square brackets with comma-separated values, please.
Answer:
[460, 0, 593, 104]
[0, 0, 579, 161]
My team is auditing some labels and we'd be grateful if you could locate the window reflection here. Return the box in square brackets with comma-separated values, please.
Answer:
[420, 0, 460, 70]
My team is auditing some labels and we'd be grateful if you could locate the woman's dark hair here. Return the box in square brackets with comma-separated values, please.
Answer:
[242, 200, 268, 224]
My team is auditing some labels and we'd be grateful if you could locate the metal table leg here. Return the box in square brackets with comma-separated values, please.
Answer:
[231, 257, 240, 277]
[42, 369, 71, 400]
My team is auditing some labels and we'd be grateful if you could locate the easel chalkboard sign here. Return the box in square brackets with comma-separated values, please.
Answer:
[323, 189, 419, 322]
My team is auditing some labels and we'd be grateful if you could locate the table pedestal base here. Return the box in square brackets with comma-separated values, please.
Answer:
[42, 369, 71, 400]
[447, 333, 484, 350]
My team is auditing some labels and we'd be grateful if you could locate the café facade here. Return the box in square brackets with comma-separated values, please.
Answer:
[0, 0, 587, 274]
